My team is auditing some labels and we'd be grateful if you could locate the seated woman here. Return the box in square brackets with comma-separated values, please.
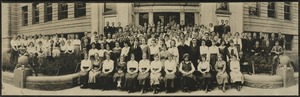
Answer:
[179, 53, 196, 93]
[88, 53, 102, 89]
[125, 54, 139, 93]
[230, 55, 244, 91]
[113, 56, 126, 89]
[215, 55, 229, 92]
[197, 55, 212, 93]
[150, 54, 163, 94]
[78, 54, 92, 88]
[164, 54, 177, 93]
[98, 52, 114, 90]
[137, 53, 151, 94]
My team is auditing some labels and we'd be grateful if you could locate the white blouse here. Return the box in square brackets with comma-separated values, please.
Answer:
[81, 59, 92, 71]
[89, 49, 98, 57]
[27, 46, 37, 54]
[209, 46, 219, 54]
[164, 60, 177, 71]
[98, 49, 107, 57]
[73, 39, 81, 45]
[149, 45, 160, 55]
[139, 60, 150, 72]
[200, 46, 209, 55]
[102, 59, 114, 73]
[150, 61, 163, 73]
[230, 60, 240, 72]
[198, 61, 210, 72]
[127, 60, 139, 73]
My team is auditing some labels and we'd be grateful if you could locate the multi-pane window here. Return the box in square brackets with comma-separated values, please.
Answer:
[58, 3, 68, 20]
[22, 6, 28, 26]
[217, 2, 229, 11]
[285, 34, 293, 51]
[32, 3, 39, 24]
[284, 2, 291, 20]
[267, 2, 276, 18]
[74, 3, 86, 18]
[104, 3, 117, 14]
[249, 2, 259, 16]
[44, 3, 53, 22]
[139, 13, 148, 26]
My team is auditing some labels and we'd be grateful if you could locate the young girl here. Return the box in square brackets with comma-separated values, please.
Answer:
[113, 56, 126, 89]
[215, 55, 229, 92]
[164, 54, 177, 93]
[78, 54, 92, 88]
[230, 55, 244, 91]
[179, 53, 195, 93]
[99, 52, 114, 90]
[197, 55, 212, 93]
[88, 53, 102, 89]
[137, 53, 151, 94]
[125, 54, 139, 93]
[150, 54, 163, 94]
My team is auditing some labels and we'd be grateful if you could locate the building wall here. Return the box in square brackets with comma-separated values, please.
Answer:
[243, 2, 298, 53]
[15, 3, 92, 35]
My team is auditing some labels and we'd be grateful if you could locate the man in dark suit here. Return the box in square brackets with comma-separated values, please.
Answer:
[189, 38, 200, 68]
[111, 22, 117, 36]
[214, 20, 221, 37]
[104, 21, 111, 37]
[116, 22, 123, 33]
[177, 38, 190, 63]
[224, 20, 231, 35]
[130, 38, 142, 62]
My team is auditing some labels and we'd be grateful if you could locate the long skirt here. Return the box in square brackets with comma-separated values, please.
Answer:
[78, 71, 89, 85]
[124, 73, 138, 90]
[230, 71, 243, 83]
[164, 73, 176, 88]
[113, 72, 125, 88]
[88, 70, 101, 83]
[216, 72, 228, 85]
[197, 72, 212, 89]
[234, 44, 241, 53]
[181, 73, 196, 89]
[98, 72, 114, 89]
[150, 72, 161, 85]
[74, 45, 81, 60]
[137, 72, 150, 85]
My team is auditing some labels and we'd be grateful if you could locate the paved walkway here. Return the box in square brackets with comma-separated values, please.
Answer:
[2, 82, 298, 96]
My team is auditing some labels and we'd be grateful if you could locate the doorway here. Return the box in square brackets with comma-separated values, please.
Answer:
[154, 12, 180, 26]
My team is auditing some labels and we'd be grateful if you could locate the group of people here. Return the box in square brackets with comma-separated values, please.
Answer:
[10, 20, 285, 94]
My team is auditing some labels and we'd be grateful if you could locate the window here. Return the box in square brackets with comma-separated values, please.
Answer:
[58, 3, 68, 20]
[74, 3, 86, 18]
[32, 3, 39, 24]
[284, 2, 291, 20]
[104, 3, 117, 14]
[185, 13, 195, 27]
[44, 3, 52, 22]
[22, 6, 28, 26]
[285, 34, 293, 51]
[139, 13, 148, 26]
[217, 2, 229, 11]
[267, 2, 276, 18]
[248, 2, 259, 16]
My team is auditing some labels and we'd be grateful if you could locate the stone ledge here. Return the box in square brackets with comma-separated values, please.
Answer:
[2, 71, 14, 86]
[244, 81, 283, 89]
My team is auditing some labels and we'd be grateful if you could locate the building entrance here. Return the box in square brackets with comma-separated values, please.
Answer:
[153, 12, 180, 26]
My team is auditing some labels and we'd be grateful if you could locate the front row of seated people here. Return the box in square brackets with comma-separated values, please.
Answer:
[78, 52, 244, 94]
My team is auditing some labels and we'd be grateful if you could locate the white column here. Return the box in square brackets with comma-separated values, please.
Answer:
[135, 13, 139, 26]
[149, 12, 153, 24]
[195, 12, 199, 25]
[99, 3, 105, 35]
[91, 3, 99, 34]
[180, 12, 185, 23]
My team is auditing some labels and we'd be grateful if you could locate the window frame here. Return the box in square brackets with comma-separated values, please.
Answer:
[104, 3, 117, 15]
[32, 3, 39, 24]
[248, 2, 260, 16]
[22, 6, 28, 26]
[284, 2, 291, 20]
[58, 3, 68, 20]
[267, 2, 276, 18]
[44, 3, 53, 22]
[74, 3, 86, 18]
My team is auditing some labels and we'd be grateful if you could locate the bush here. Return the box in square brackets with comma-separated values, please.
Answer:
[39, 54, 79, 76]
[2, 53, 15, 72]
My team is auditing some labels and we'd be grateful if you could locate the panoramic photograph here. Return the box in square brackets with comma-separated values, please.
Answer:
[1, 2, 299, 96]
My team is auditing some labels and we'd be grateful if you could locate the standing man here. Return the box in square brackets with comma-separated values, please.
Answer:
[214, 21, 221, 38]
[104, 21, 111, 37]
[224, 20, 231, 35]
[111, 22, 117, 36]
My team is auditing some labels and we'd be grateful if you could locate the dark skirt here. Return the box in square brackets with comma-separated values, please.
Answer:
[137, 72, 150, 85]
[210, 54, 218, 70]
[98, 71, 114, 89]
[124, 72, 138, 90]
[164, 71, 176, 88]
[78, 71, 89, 85]
[181, 73, 196, 89]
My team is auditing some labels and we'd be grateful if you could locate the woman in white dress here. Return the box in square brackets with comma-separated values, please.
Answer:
[215, 55, 229, 92]
[88, 53, 102, 89]
[78, 54, 92, 88]
[167, 39, 179, 64]
[124, 54, 139, 93]
[73, 34, 81, 61]
[164, 54, 177, 93]
[230, 55, 244, 91]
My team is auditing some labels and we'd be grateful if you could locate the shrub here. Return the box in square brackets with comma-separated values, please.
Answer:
[2, 53, 15, 72]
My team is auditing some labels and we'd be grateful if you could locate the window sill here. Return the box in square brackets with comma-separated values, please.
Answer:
[215, 10, 231, 15]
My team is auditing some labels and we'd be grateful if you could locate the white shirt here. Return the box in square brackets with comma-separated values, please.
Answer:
[127, 60, 139, 73]
[65, 45, 74, 51]
[209, 46, 219, 54]
[27, 46, 36, 54]
[233, 37, 243, 50]
[10, 40, 18, 50]
[139, 59, 150, 72]
[102, 59, 114, 73]
[164, 60, 176, 71]
[89, 49, 98, 57]
[149, 45, 160, 55]
[200, 46, 209, 55]
[121, 47, 130, 57]
[147, 38, 155, 46]
[230, 60, 240, 72]
[81, 59, 92, 71]
[150, 60, 163, 73]
[165, 39, 171, 48]
[98, 49, 107, 57]
[73, 39, 81, 45]
[168, 47, 179, 63]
